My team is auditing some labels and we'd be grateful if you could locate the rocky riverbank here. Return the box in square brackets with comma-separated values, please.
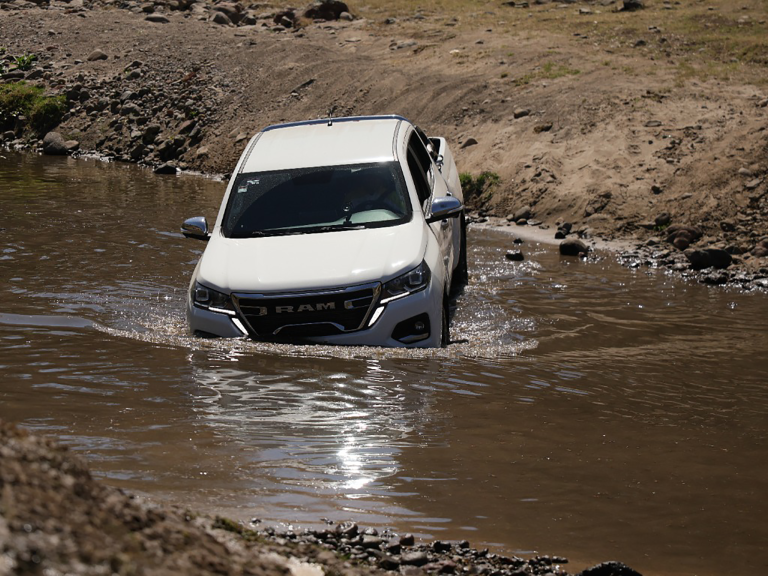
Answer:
[1, 0, 767, 290]
[0, 419, 642, 576]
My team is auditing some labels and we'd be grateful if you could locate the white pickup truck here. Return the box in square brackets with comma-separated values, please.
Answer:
[182, 115, 465, 347]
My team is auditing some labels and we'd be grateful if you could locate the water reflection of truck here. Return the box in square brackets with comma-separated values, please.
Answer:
[182, 115, 466, 347]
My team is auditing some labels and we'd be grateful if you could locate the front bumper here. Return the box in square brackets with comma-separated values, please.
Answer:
[187, 279, 444, 348]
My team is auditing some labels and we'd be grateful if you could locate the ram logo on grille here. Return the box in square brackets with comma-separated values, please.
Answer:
[253, 302, 336, 316]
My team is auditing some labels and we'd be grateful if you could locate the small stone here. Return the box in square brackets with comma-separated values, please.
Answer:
[460, 138, 478, 149]
[211, 12, 233, 25]
[336, 521, 358, 537]
[154, 163, 178, 175]
[505, 250, 524, 262]
[555, 230, 566, 239]
[401, 552, 429, 567]
[701, 272, 729, 285]
[399, 534, 415, 547]
[654, 213, 671, 227]
[379, 556, 400, 570]
[745, 178, 763, 190]
[513, 205, 532, 221]
[673, 236, 690, 250]
[145, 15, 170, 23]
[513, 108, 530, 119]
[751, 238, 768, 257]
[644, 120, 662, 127]
[87, 49, 108, 61]
[559, 238, 589, 256]
[533, 123, 553, 133]
[362, 535, 383, 549]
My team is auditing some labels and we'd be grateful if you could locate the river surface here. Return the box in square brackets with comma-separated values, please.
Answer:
[1, 151, 767, 575]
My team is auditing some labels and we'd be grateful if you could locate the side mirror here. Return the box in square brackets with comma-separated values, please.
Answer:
[426, 196, 463, 224]
[181, 216, 210, 241]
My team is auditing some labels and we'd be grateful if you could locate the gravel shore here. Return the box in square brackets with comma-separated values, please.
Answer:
[0, 419, 642, 576]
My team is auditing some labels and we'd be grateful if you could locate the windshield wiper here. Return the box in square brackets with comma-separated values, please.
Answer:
[241, 229, 303, 237]
[235, 224, 365, 238]
[315, 224, 366, 232]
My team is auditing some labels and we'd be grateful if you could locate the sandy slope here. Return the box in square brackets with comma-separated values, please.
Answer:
[1, 0, 766, 268]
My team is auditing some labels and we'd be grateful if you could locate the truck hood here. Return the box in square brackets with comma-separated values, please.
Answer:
[197, 219, 427, 293]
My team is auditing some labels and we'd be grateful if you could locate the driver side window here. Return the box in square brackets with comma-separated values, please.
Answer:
[406, 133, 433, 209]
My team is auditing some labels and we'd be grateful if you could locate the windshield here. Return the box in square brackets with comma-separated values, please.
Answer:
[223, 162, 412, 238]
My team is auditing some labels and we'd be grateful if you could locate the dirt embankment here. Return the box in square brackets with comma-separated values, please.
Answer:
[0, 419, 641, 576]
[0, 0, 767, 287]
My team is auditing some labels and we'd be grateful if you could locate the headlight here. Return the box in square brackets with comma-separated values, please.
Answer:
[380, 261, 431, 303]
[191, 282, 236, 316]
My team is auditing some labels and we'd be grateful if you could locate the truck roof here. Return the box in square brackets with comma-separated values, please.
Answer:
[240, 116, 407, 173]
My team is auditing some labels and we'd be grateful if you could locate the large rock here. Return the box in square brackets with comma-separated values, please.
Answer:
[705, 248, 732, 270]
[559, 238, 589, 256]
[512, 205, 532, 221]
[581, 561, 642, 576]
[213, 2, 243, 24]
[622, 0, 645, 10]
[142, 123, 162, 145]
[684, 249, 712, 270]
[42, 132, 73, 155]
[303, 0, 350, 21]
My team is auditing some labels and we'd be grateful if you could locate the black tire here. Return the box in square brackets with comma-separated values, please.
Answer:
[440, 297, 450, 347]
[452, 213, 468, 293]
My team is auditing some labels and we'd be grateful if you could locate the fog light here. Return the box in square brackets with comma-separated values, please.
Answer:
[392, 313, 430, 344]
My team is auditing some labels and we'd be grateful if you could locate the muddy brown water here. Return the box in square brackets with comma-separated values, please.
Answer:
[1, 151, 767, 575]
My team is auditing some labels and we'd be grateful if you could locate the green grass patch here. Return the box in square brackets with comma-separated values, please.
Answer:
[460, 170, 500, 208]
[0, 82, 68, 135]
[13, 53, 37, 71]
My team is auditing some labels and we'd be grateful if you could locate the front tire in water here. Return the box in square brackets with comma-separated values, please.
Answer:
[440, 298, 450, 347]
[452, 213, 468, 293]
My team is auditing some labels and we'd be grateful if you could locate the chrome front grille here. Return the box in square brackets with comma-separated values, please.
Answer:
[233, 283, 380, 339]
